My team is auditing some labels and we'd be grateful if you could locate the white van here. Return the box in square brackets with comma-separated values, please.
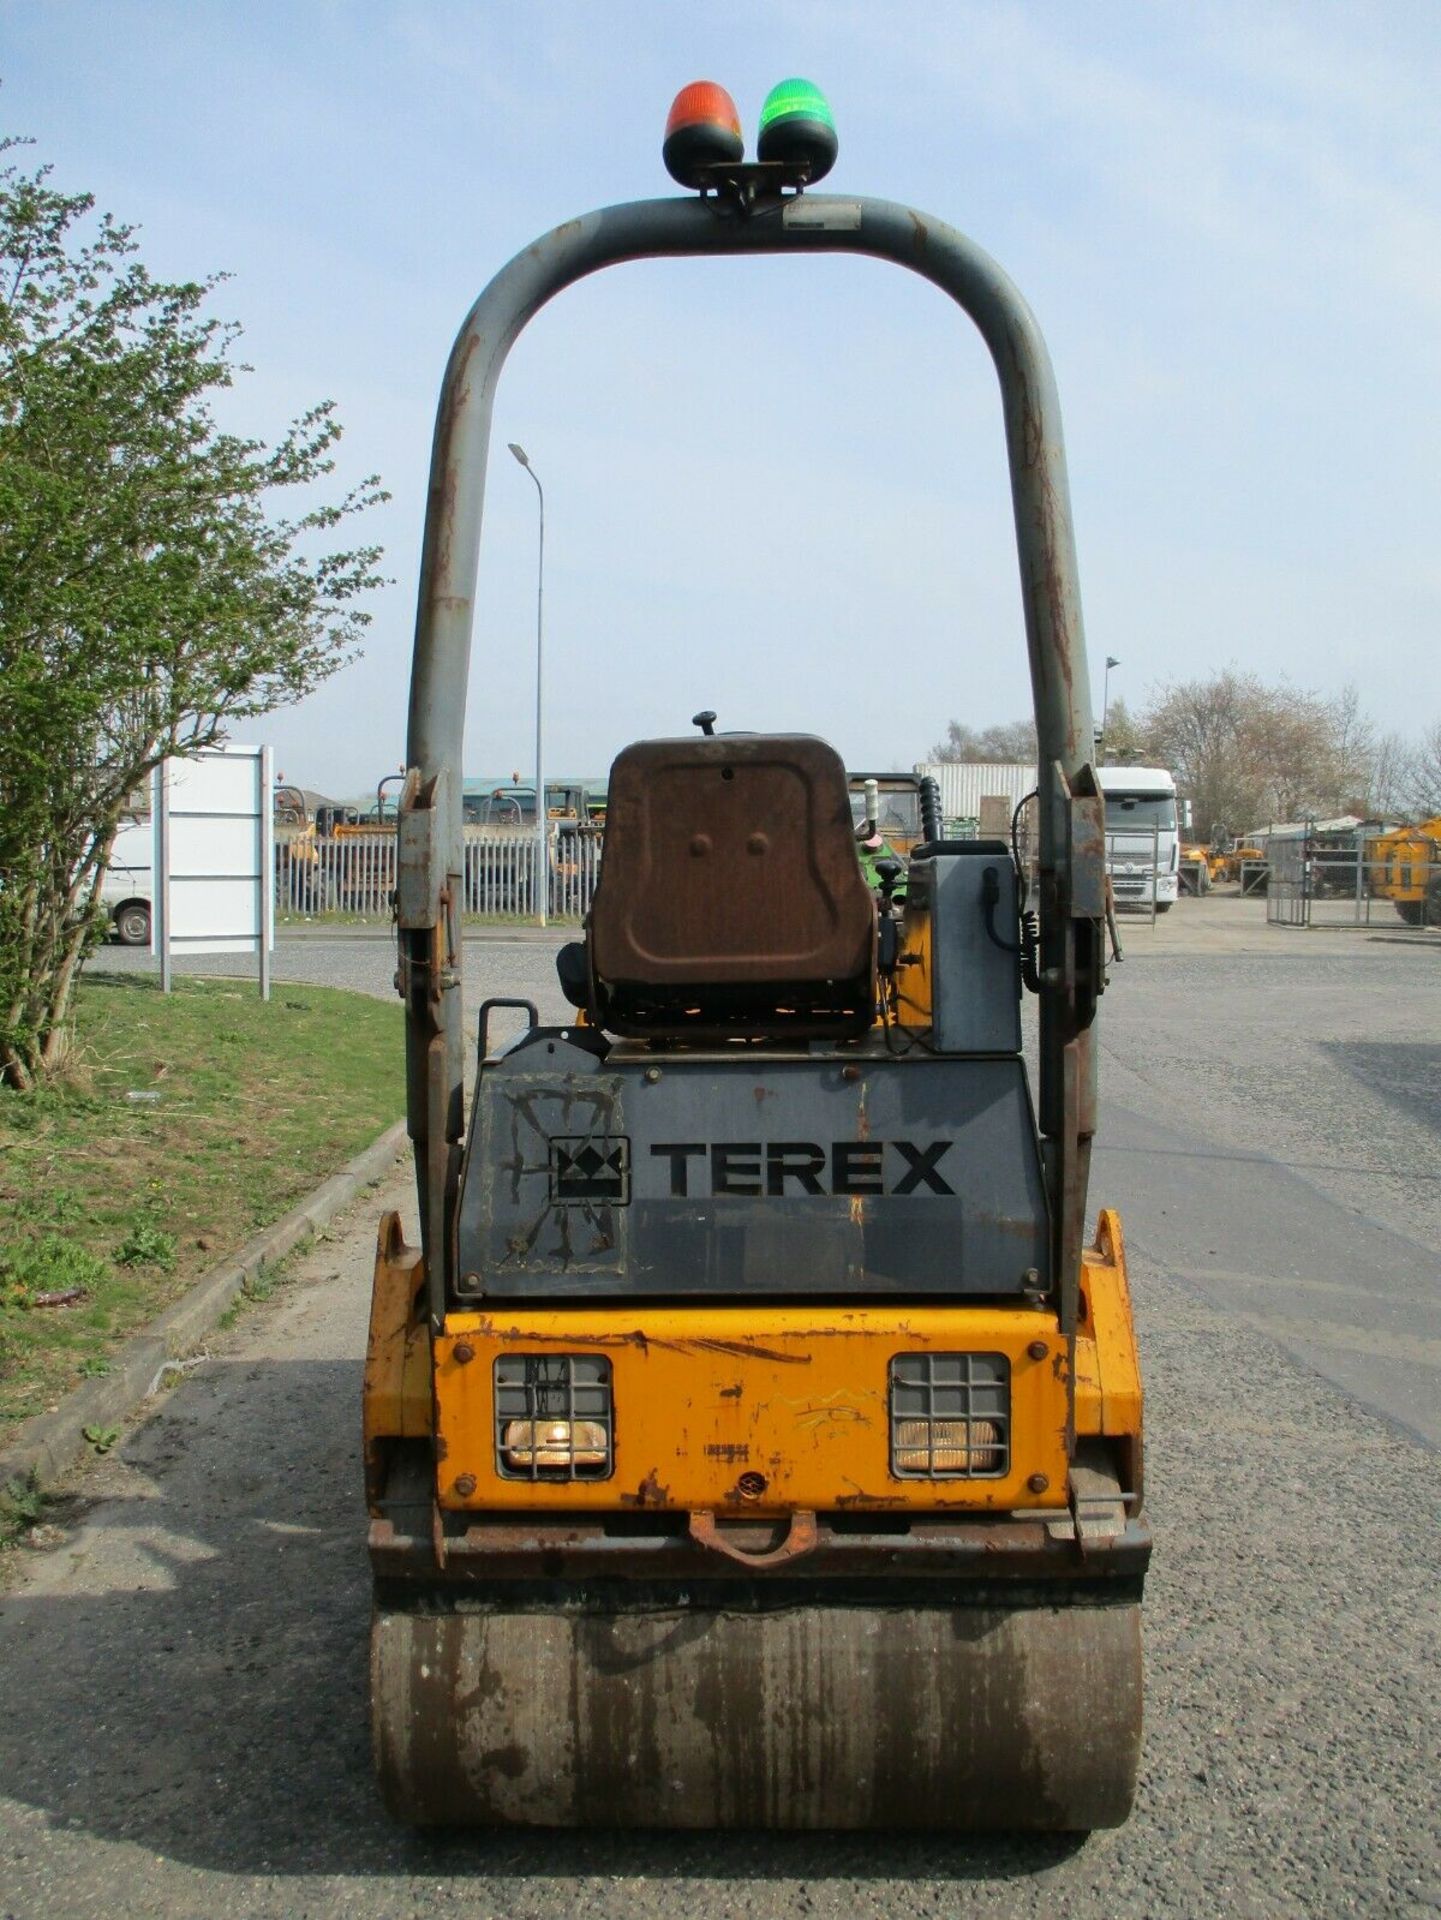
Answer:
[99, 814, 154, 946]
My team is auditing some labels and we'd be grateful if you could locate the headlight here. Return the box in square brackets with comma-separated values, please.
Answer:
[893, 1417, 1004, 1474]
[890, 1353, 1009, 1479]
[494, 1354, 613, 1479]
[501, 1418, 609, 1470]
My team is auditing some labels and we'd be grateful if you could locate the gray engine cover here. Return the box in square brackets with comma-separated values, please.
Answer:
[909, 850, 1023, 1054]
[455, 1035, 1049, 1300]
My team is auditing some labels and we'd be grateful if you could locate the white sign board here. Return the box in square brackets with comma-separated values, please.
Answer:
[156, 745, 274, 997]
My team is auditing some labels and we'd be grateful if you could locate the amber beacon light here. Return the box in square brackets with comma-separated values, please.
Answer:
[663, 81, 745, 187]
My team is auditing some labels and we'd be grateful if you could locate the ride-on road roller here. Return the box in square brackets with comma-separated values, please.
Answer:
[363, 79, 1150, 1830]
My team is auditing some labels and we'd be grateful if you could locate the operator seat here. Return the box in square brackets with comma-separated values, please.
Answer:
[578, 733, 877, 1039]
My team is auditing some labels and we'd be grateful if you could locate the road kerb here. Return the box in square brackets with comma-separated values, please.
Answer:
[0, 1119, 408, 1495]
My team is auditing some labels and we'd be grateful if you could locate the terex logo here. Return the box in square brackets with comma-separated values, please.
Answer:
[649, 1140, 955, 1198]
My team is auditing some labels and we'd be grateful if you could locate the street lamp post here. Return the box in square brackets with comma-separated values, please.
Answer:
[508, 442, 547, 927]
[1100, 655, 1120, 758]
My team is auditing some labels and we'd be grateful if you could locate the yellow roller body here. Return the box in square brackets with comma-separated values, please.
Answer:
[432, 1302, 1072, 1518]
[374, 122, 1161, 1837]
[364, 1215, 1147, 1831]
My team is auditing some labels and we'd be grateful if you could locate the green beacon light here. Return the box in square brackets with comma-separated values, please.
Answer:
[663, 81, 744, 188]
[756, 77, 837, 183]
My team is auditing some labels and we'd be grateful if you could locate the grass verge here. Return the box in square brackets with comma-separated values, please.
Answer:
[0, 971, 401, 1446]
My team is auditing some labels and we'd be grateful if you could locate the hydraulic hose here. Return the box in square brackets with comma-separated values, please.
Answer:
[982, 864, 1042, 994]
[919, 775, 943, 847]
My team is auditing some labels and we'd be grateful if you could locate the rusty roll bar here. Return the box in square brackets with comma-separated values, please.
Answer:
[400, 191, 1104, 1323]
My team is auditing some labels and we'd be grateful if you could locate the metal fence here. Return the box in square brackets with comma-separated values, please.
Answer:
[1266, 839, 1441, 929]
[1265, 836, 1311, 927]
[1104, 826, 1161, 923]
[272, 823, 1439, 931]
[275, 829, 604, 920]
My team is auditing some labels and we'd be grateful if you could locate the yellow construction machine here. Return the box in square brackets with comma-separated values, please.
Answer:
[1209, 835, 1266, 890]
[322, 773, 406, 911]
[1179, 841, 1213, 895]
[363, 77, 1149, 1831]
[848, 771, 929, 857]
[1367, 817, 1441, 926]
[273, 784, 324, 910]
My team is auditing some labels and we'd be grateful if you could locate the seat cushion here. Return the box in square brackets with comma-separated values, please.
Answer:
[589, 734, 875, 994]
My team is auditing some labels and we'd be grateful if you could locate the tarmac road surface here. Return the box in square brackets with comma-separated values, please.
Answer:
[3, 910, 1437, 1917]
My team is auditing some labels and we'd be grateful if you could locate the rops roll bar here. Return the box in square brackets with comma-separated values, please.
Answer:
[396, 189, 1108, 1330]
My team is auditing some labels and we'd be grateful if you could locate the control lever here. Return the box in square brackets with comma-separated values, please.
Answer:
[874, 857, 904, 974]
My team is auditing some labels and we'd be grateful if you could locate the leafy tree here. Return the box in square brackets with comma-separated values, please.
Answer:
[929, 717, 1038, 763]
[0, 141, 386, 1088]
[1366, 718, 1441, 821]
[1245, 686, 1342, 822]
[1368, 731, 1412, 819]
[1134, 672, 1259, 839]
[1403, 719, 1441, 817]
[1096, 693, 1147, 764]
[1139, 673, 1388, 839]
[1326, 685, 1378, 816]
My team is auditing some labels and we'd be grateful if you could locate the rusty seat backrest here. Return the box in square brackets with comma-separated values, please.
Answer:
[586, 734, 877, 1039]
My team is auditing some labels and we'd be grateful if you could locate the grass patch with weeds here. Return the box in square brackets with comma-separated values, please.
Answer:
[113, 1221, 177, 1271]
[0, 972, 401, 1444]
[0, 1471, 48, 1549]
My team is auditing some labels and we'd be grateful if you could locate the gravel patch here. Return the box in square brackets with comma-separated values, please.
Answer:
[1099, 948, 1441, 1252]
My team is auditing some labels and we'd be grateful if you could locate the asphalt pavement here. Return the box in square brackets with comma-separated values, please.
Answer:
[4, 905, 1437, 1918]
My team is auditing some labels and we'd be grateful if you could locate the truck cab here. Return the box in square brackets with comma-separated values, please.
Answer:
[1098, 765, 1180, 912]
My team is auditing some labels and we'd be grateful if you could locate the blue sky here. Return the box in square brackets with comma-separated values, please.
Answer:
[6, 1, 1438, 798]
